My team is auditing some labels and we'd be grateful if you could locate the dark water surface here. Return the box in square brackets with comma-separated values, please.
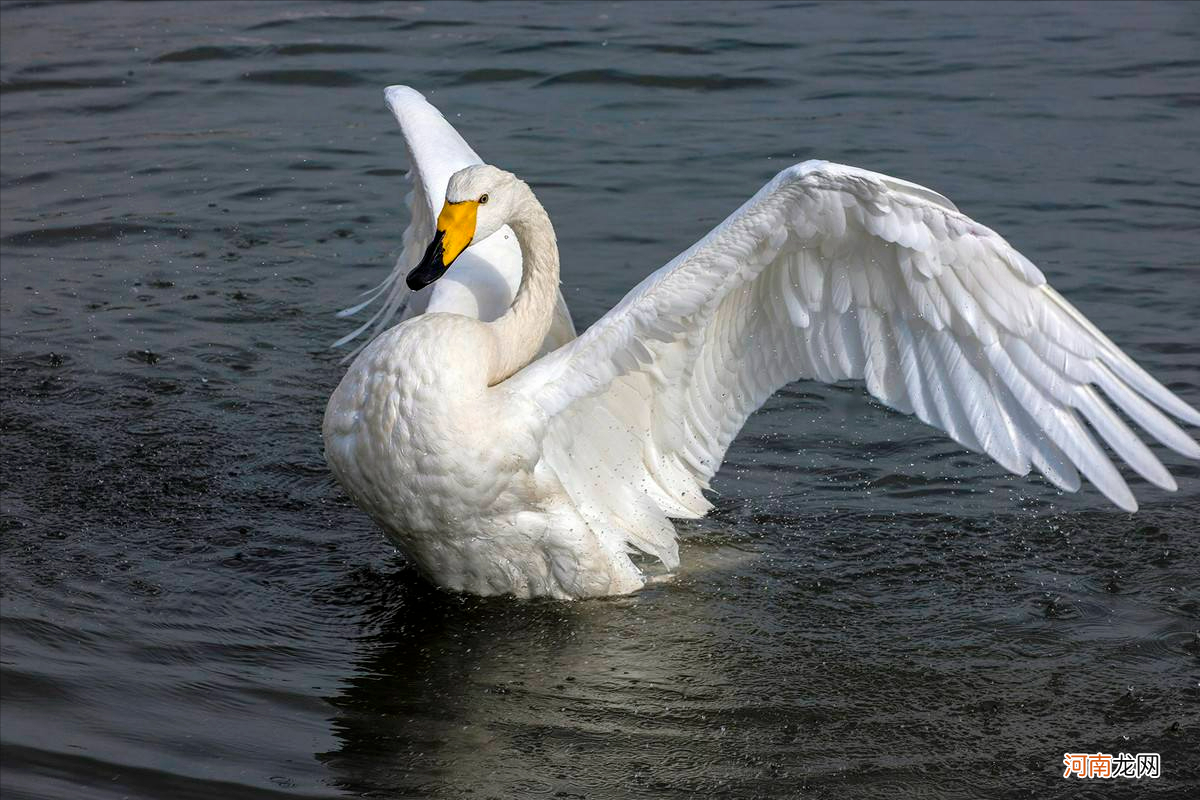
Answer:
[3, 2, 1199, 798]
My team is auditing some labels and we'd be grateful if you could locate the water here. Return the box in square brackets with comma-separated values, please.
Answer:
[2, 1, 1199, 797]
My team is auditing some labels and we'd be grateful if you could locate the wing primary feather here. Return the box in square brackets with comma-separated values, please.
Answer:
[1089, 361, 1200, 459]
[1042, 286, 1200, 426]
[984, 341, 1137, 511]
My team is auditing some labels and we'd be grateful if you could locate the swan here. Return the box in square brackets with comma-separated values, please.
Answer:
[324, 85, 1200, 600]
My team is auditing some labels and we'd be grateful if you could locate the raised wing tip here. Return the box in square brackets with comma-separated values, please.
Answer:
[384, 85, 425, 109]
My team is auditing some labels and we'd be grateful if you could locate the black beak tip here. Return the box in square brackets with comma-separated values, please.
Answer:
[405, 271, 434, 291]
[406, 231, 448, 291]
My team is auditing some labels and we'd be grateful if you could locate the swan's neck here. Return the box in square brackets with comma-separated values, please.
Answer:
[487, 195, 559, 384]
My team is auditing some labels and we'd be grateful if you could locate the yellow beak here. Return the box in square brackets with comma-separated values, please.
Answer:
[405, 199, 479, 290]
[436, 200, 478, 266]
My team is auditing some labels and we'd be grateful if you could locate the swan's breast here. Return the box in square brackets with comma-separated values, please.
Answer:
[323, 314, 540, 537]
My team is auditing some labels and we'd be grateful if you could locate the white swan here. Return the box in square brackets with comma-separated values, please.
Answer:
[324, 85, 1200, 600]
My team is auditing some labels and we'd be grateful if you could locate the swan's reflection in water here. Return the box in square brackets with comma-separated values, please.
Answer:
[317, 543, 766, 798]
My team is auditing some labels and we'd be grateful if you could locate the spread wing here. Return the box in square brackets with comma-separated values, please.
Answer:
[335, 86, 574, 358]
[508, 161, 1200, 567]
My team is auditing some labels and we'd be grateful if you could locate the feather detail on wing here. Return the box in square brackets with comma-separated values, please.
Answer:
[508, 160, 1199, 566]
[334, 86, 575, 359]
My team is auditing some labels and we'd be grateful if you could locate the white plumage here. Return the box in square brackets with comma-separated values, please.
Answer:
[325, 86, 1199, 599]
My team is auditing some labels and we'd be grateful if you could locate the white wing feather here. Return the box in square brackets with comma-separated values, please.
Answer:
[509, 161, 1199, 566]
[335, 86, 575, 357]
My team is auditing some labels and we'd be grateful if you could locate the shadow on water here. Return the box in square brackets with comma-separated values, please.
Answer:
[318, 563, 651, 798]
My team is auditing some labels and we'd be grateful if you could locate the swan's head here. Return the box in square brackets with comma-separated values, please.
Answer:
[406, 164, 522, 291]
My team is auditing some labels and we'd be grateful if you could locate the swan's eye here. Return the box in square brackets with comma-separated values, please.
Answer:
[478, 193, 489, 205]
